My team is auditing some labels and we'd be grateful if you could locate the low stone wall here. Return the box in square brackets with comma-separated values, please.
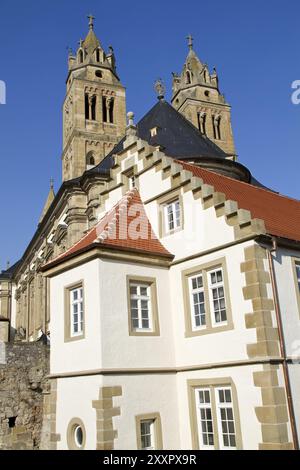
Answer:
[0, 341, 50, 450]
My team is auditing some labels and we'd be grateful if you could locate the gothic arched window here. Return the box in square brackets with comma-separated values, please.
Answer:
[78, 49, 84, 64]
[96, 48, 101, 62]
[186, 70, 192, 84]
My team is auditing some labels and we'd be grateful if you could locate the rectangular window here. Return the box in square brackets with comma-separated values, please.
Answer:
[140, 419, 155, 450]
[195, 388, 214, 449]
[189, 274, 206, 329]
[296, 263, 300, 292]
[136, 413, 163, 450]
[216, 387, 237, 449]
[70, 286, 84, 337]
[208, 268, 227, 325]
[195, 386, 237, 450]
[130, 282, 152, 331]
[164, 199, 181, 233]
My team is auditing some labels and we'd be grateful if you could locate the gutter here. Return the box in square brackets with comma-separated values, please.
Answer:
[266, 237, 299, 450]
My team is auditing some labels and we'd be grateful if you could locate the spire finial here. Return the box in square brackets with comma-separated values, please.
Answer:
[187, 34, 193, 50]
[50, 177, 54, 190]
[87, 14, 95, 30]
[154, 78, 166, 100]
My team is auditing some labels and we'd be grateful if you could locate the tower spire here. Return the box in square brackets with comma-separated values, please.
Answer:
[87, 14, 95, 30]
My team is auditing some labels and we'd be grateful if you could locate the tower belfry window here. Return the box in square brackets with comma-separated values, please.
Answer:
[217, 117, 222, 140]
[90, 95, 96, 121]
[198, 113, 207, 135]
[102, 96, 114, 123]
[102, 96, 107, 122]
[85, 94, 97, 121]
[85, 94, 89, 120]
[213, 116, 222, 140]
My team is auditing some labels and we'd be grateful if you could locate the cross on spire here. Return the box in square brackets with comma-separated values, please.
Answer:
[50, 177, 54, 190]
[88, 14, 95, 30]
[187, 34, 193, 50]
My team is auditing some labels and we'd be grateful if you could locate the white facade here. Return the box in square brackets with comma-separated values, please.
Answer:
[45, 140, 300, 451]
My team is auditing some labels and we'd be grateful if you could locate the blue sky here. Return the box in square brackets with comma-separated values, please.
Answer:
[0, 0, 299, 270]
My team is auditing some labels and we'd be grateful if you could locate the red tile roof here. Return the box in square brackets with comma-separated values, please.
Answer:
[44, 189, 172, 268]
[179, 160, 300, 243]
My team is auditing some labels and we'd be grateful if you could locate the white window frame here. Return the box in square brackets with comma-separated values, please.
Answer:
[215, 387, 237, 450]
[164, 199, 181, 234]
[189, 274, 206, 330]
[195, 388, 215, 450]
[207, 267, 227, 327]
[195, 386, 237, 451]
[140, 419, 155, 450]
[70, 286, 84, 337]
[296, 263, 300, 292]
[130, 282, 153, 332]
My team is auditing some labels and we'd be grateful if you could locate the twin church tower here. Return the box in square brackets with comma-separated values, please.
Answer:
[62, 16, 236, 182]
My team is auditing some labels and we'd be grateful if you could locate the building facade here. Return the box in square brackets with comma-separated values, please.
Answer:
[0, 18, 300, 451]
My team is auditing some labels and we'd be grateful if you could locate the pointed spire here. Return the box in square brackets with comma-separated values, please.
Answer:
[39, 179, 55, 224]
[83, 14, 100, 54]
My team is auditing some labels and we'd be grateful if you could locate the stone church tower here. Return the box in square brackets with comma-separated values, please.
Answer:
[172, 35, 236, 160]
[62, 16, 127, 181]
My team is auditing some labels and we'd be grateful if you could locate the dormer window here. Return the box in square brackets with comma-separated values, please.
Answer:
[150, 127, 159, 137]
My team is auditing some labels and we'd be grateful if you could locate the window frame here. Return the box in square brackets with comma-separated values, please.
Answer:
[127, 276, 160, 336]
[70, 286, 84, 337]
[164, 199, 181, 234]
[64, 281, 85, 342]
[195, 387, 215, 449]
[135, 413, 163, 450]
[292, 258, 300, 316]
[188, 378, 243, 450]
[129, 282, 153, 332]
[158, 190, 184, 237]
[207, 267, 228, 327]
[67, 418, 86, 450]
[182, 258, 233, 337]
[215, 387, 237, 450]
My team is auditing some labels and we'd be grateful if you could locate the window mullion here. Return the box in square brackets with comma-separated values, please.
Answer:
[211, 387, 220, 450]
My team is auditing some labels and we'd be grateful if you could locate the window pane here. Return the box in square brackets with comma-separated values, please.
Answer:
[140, 287, 148, 296]
[197, 389, 214, 448]
[130, 282, 152, 331]
[216, 387, 237, 449]
[130, 286, 137, 295]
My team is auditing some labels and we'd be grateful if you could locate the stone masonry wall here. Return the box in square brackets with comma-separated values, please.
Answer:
[0, 341, 50, 450]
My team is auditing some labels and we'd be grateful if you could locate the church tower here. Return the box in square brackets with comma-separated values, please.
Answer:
[172, 36, 236, 159]
[62, 16, 127, 181]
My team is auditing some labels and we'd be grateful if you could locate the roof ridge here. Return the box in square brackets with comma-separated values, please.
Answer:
[178, 159, 300, 204]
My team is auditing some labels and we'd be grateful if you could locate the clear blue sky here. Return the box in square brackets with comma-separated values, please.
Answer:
[0, 0, 299, 270]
